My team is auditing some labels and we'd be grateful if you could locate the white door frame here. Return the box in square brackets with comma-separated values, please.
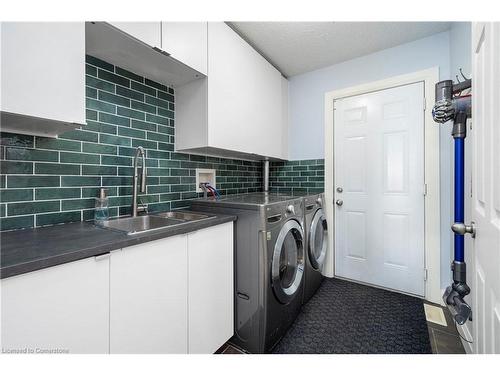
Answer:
[323, 67, 442, 304]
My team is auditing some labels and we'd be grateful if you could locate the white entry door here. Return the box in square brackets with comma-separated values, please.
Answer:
[334, 82, 425, 296]
[471, 22, 500, 354]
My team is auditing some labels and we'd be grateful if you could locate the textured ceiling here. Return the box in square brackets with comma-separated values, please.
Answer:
[229, 22, 452, 77]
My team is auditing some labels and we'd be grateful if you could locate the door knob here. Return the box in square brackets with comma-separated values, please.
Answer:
[451, 222, 476, 238]
[336, 199, 343, 206]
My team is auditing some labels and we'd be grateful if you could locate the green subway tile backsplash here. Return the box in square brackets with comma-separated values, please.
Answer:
[7, 175, 60, 188]
[97, 69, 130, 87]
[1, 215, 34, 231]
[60, 151, 101, 164]
[6, 148, 59, 162]
[86, 75, 115, 93]
[8, 200, 60, 216]
[115, 67, 144, 83]
[0, 133, 34, 148]
[34, 163, 80, 175]
[36, 211, 82, 227]
[86, 54, 114, 72]
[0, 189, 34, 203]
[35, 188, 81, 200]
[0, 161, 33, 174]
[0, 55, 324, 232]
[269, 159, 325, 195]
[0, 55, 264, 231]
[35, 137, 81, 152]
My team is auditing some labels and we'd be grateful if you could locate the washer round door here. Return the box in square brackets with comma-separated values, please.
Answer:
[271, 219, 305, 304]
[309, 208, 327, 271]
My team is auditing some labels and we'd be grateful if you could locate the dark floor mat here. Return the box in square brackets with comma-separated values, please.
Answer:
[272, 278, 432, 354]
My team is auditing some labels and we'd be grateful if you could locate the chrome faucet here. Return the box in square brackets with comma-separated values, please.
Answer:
[132, 146, 147, 217]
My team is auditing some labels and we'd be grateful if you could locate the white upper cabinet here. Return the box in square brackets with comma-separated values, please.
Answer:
[106, 22, 207, 75]
[108, 22, 161, 49]
[161, 22, 207, 75]
[175, 22, 287, 160]
[0, 22, 86, 137]
[208, 22, 283, 158]
[86, 22, 204, 88]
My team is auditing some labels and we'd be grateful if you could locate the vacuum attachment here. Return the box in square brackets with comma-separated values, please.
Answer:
[433, 79, 472, 126]
[442, 261, 472, 325]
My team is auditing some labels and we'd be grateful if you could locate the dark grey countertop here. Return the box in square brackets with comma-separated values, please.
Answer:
[0, 211, 236, 279]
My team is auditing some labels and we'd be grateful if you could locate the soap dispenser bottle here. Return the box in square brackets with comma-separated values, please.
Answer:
[95, 188, 109, 222]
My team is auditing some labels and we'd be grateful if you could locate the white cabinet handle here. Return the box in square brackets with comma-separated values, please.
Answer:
[94, 252, 111, 261]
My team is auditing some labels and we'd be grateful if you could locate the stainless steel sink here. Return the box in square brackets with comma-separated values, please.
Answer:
[96, 215, 184, 235]
[153, 211, 210, 221]
[95, 211, 212, 235]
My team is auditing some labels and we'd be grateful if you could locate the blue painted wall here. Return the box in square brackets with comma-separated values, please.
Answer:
[287, 30, 451, 160]
[286, 26, 471, 289]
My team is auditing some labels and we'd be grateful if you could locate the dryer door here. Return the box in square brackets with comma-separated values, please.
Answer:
[309, 208, 328, 271]
[271, 219, 305, 304]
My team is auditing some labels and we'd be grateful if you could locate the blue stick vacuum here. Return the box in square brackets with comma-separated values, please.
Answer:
[433, 73, 475, 325]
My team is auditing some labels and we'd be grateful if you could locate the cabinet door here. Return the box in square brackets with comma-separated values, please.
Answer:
[109, 22, 161, 48]
[110, 235, 188, 353]
[188, 222, 234, 353]
[161, 22, 207, 75]
[1, 256, 110, 354]
[0, 22, 85, 125]
[207, 22, 283, 159]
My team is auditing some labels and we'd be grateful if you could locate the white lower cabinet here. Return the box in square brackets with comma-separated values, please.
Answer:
[1, 222, 234, 354]
[109, 222, 234, 354]
[109, 234, 188, 354]
[188, 222, 234, 353]
[1, 256, 110, 354]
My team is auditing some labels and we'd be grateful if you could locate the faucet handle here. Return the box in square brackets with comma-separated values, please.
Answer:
[137, 198, 148, 215]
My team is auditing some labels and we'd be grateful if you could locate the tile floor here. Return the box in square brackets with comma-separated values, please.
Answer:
[216, 301, 467, 354]
[426, 302, 466, 354]
[215, 343, 245, 354]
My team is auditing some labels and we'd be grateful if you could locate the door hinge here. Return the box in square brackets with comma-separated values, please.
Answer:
[423, 183, 428, 196]
[423, 100, 427, 111]
[424, 269, 428, 281]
